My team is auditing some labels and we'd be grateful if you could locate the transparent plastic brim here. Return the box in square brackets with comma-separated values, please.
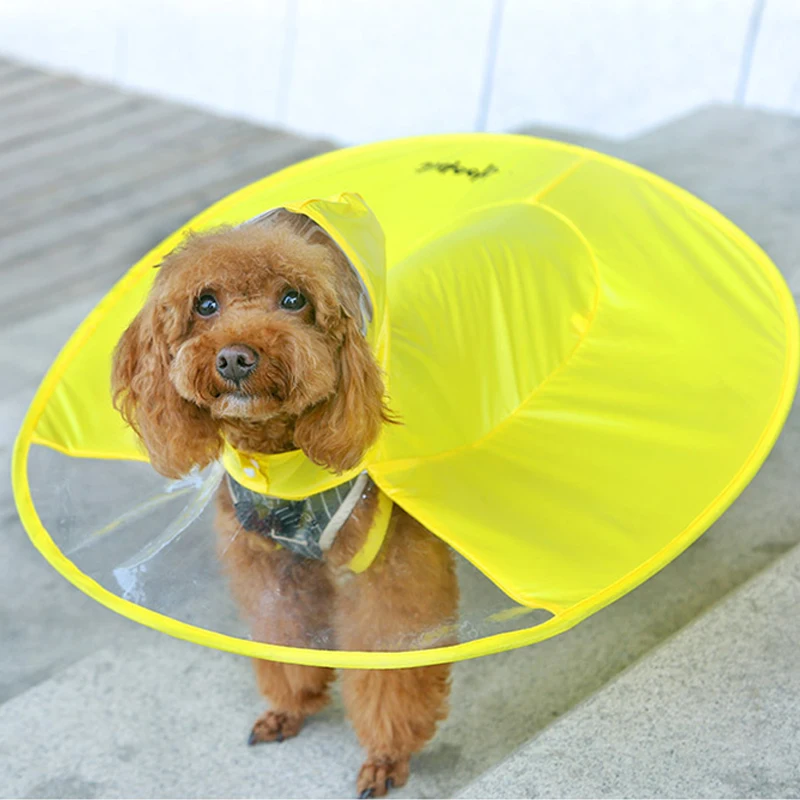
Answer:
[27, 444, 552, 655]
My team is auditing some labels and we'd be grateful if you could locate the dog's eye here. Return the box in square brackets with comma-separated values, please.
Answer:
[280, 289, 307, 311]
[195, 293, 219, 317]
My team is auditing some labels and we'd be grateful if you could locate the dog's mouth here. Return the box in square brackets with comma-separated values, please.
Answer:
[209, 389, 283, 420]
[207, 381, 287, 417]
[210, 386, 285, 402]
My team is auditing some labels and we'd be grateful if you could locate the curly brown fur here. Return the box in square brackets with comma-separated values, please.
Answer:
[113, 211, 459, 795]
[112, 211, 389, 475]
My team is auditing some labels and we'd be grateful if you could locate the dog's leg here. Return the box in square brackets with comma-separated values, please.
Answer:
[249, 656, 334, 745]
[246, 556, 336, 745]
[216, 489, 336, 745]
[335, 507, 459, 798]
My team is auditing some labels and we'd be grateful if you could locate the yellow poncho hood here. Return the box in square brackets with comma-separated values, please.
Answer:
[13, 134, 799, 668]
[221, 193, 392, 500]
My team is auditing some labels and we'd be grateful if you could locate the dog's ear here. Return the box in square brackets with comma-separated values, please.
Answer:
[293, 316, 387, 474]
[112, 303, 221, 479]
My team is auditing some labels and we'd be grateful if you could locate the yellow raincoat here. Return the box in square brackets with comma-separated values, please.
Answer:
[13, 135, 798, 668]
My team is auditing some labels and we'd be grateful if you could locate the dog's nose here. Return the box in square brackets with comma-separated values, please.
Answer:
[216, 345, 258, 383]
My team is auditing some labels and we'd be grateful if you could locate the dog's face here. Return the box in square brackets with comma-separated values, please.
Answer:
[112, 212, 387, 479]
[162, 221, 349, 423]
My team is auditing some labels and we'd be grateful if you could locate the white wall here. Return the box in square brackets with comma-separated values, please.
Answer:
[0, 0, 797, 144]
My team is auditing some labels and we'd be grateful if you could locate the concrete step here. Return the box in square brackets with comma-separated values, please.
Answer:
[2, 543, 799, 800]
[459, 543, 800, 799]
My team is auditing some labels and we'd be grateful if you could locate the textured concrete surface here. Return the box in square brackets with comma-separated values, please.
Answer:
[0, 61, 333, 704]
[7, 534, 795, 800]
[2, 60, 800, 798]
[460, 544, 800, 799]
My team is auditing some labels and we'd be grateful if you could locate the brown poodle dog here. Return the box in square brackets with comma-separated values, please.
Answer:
[111, 210, 459, 798]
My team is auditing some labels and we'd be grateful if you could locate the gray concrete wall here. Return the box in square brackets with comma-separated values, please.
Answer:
[1, 1, 799, 143]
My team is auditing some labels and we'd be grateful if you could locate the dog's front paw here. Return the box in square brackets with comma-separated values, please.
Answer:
[356, 757, 410, 798]
[247, 710, 304, 745]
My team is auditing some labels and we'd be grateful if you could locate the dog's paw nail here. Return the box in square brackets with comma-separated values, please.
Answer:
[358, 790, 374, 799]
[386, 778, 394, 790]
[276, 732, 284, 743]
[247, 729, 259, 746]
